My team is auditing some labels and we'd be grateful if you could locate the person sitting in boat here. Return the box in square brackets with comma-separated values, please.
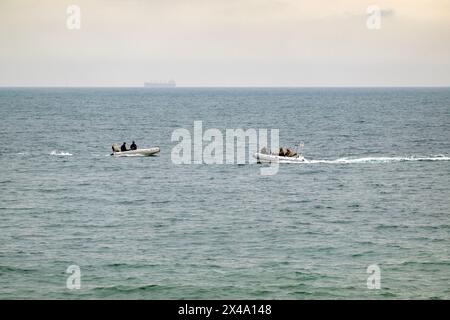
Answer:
[279, 147, 286, 156]
[130, 141, 137, 150]
[121, 142, 128, 152]
[260, 146, 268, 154]
[285, 148, 297, 157]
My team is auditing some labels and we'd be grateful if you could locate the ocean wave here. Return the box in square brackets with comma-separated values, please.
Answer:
[49, 150, 72, 156]
[0, 265, 36, 273]
[91, 284, 162, 294]
[399, 260, 450, 267]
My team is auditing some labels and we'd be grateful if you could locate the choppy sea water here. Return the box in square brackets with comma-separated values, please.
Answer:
[0, 88, 449, 299]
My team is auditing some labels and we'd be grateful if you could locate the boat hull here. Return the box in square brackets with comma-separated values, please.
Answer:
[113, 147, 160, 157]
[253, 153, 305, 163]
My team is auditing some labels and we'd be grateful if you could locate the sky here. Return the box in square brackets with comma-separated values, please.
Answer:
[0, 0, 449, 87]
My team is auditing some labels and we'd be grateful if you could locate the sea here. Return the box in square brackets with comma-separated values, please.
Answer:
[0, 88, 449, 299]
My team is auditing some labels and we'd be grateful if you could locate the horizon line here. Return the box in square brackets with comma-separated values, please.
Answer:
[1, 85, 450, 89]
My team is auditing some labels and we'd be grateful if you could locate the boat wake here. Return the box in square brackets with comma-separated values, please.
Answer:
[296, 155, 450, 164]
[49, 150, 73, 156]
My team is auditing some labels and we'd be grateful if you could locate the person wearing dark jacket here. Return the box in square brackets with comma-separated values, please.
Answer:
[130, 141, 137, 150]
[121, 142, 128, 152]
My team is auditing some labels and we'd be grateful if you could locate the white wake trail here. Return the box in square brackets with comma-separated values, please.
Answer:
[49, 150, 73, 156]
[302, 155, 450, 164]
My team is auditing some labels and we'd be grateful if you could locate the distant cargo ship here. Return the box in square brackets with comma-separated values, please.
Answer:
[144, 80, 176, 88]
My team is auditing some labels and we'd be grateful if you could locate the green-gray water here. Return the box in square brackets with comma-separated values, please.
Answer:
[0, 88, 449, 299]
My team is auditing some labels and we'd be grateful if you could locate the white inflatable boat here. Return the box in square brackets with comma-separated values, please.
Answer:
[253, 152, 305, 163]
[112, 147, 160, 157]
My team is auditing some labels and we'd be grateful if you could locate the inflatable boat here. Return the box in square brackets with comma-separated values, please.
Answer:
[253, 152, 305, 163]
[112, 147, 160, 157]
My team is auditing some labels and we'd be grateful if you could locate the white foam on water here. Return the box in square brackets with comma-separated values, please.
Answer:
[50, 150, 73, 156]
[301, 155, 450, 164]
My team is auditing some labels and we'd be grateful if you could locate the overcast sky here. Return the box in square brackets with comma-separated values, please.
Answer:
[1, 0, 449, 86]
